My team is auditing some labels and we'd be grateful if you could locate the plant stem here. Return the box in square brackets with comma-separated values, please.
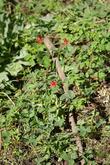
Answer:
[44, 36, 85, 165]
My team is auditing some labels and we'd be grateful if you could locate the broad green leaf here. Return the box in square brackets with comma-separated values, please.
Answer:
[60, 90, 75, 101]
[15, 47, 29, 60]
[0, 71, 8, 83]
[106, 43, 110, 51]
[43, 55, 51, 68]
[6, 62, 23, 76]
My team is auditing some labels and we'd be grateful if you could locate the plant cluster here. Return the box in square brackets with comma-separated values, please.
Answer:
[0, 0, 110, 164]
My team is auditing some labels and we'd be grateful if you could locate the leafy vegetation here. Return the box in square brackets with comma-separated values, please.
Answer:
[0, 0, 110, 164]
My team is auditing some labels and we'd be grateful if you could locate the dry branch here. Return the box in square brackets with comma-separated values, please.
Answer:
[44, 36, 85, 165]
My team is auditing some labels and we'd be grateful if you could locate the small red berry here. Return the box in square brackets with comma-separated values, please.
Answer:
[36, 35, 43, 44]
[63, 38, 69, 46]
[50, 81, 57, 88]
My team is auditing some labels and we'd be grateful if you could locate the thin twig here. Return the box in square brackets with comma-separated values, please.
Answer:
[0, 92, 15, 106]
[44, 36, 85, 165]
[69, 113, 85, 165]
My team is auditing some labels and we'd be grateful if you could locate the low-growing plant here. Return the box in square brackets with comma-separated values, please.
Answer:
[0, 0, 110, 164]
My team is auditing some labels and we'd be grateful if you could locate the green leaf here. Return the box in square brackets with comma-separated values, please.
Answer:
[79, 126, 91, 137]
[106, 43, 110, 51]
[0, 71, 9, 83]
[15, 47, 29, 60]
[60, 90, 75, 101]
[0, 0, 4, 9]
[4, 18, 10, 38]
[19, 61, 30, 66]
[2, 130, 11, 145]
[6, 62, 23, 76]
[43, 55, 51, 68]
[41, 13, 53, 22]
[98, 71, 105, 80]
